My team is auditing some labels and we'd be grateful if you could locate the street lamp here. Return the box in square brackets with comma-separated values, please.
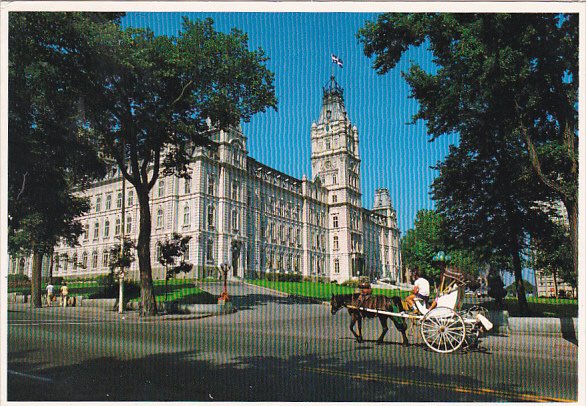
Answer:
[218, 262, 231, 304]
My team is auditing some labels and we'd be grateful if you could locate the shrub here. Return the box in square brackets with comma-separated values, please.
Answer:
[91, 272, 140, 299]
[264, 272, 302, 282]
[340, 278, 368, 288]
[302, 276, 330, 284]
[8, 274, 30, 288]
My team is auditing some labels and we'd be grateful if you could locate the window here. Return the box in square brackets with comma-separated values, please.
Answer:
[184, 243, 190, 261]
[104, 220, 110, 237]
[117, 192, 122, 208]
[334, 259, 340, 274]
[105, 194, 112, 210]
[95, 196, 101, 212]
[83, 223, 89, 241]
[232, 181, 239, 201]
[82, 252, 88, 268]
[102, 252, 110, 267]
[279, 224, 284, 242]
[207, 205, 215, 230]
[232, 209, 239, 231]
[55, 254, 60, 271]
[183, 205, 190, 226]
[93, 222, 99, 240]
[332, 194, 337, 203]
[72, 252, 78, 269]
[333, 214, 339, 228]
[184, 179, 191, 194]
[333, 174, 337, 185]
[63, 254, 69, 270]
[207, 174, 215, 195]
[115, 217, 121, 236]
[127, 190, 134, 207]
[126, 216, 132, 234]
[270, 222, 275, 241]
[296, 228, 301, 246]
[261, 222, 266, 239]
[157, 208, 164, 228]
[206, 238, 214, 263]
[333, 235, 339, 250]
[92, 251, 98, 269]
[158, 179, 165, 197]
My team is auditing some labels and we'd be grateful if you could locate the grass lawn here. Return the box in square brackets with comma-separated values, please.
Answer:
[483, 297, 578, 318]
[9, 279, 217, 304]
[248, 279, 406, 301]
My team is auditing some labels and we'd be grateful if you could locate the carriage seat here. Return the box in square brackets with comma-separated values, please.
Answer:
[414, 288, 459, 315]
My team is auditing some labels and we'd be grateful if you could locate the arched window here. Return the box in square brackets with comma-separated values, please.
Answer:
[102, 251, 110, 267]
[334, 259, 340, 274]
[206, 238, 214, 263]
[231, 209, 239, 231]
[333, 235, 339, 250]
[127, 190, 134, 206]
[183, 205, 191, 226]
[82, 252, 88, 268]
[207, 174, 215, 195]
[158, 179, 165, 197]
[115, 217, 121, 236]
[63, 254, 69, 270]
[92, 251, 98, 269]
[184, 179, 191, 194]
[104, 220, 110, 237]
[126, 216, 132, 234]
[105, 194, 112, 210]
[207, 205, 215, 230]
[72, 252, 78, 269]
[117, 192, 122, 208]
[157, 208, 164, 228]
[93, 222, 100, 239]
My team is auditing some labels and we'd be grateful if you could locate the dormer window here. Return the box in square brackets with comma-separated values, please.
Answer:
[326, 110, 332, 120]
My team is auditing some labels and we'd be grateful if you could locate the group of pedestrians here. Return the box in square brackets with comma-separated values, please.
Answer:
[45, 281, 69, 307]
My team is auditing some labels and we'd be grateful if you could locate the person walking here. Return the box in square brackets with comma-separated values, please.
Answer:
[60, 282, 69, 307]
[46, 282, 55, 307]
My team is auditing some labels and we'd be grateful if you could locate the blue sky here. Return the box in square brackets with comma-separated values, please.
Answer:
[123, 12, 459, 233]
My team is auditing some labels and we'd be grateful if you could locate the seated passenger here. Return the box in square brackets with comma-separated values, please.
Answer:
[405, 268, 430, 312]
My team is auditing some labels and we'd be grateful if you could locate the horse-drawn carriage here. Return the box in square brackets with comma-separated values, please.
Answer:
[330, 269, 493, 353]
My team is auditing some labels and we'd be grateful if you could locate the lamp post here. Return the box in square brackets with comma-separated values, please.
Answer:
[218, 262, 231, 303]
[118, 136, 126, 314]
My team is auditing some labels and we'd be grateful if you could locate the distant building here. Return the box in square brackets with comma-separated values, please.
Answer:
[532, 201, 576, 298]
[9, 76, 401, 283]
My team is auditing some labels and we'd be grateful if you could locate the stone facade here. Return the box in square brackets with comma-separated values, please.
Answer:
[10, 77, 402, 283]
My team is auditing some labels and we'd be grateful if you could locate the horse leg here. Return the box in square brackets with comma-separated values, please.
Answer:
[356, 316, 363, 343]
[377, 316, 389, 344]
[349, 314, 361, 342]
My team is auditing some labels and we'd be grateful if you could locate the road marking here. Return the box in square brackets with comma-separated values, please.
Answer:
[8, 370, 54, 383]
[301, 367, 575, 403]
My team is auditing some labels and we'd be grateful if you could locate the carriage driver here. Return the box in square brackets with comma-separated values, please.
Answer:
[405, 268, 430, 311]
[356, 281, 373, 308]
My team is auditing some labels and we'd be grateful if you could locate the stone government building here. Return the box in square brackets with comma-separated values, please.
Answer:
[10, 77, 402, 284]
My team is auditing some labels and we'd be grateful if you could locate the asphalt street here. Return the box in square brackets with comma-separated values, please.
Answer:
[7, 282, 578, 401]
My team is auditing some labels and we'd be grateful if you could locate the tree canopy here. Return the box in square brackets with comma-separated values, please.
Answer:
[359, 13, 578, 314]
[77, 17, 277, 315]
[8, 13, 122, 307]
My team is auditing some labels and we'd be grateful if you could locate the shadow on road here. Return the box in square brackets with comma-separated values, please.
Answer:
[8, 346, 553, 402]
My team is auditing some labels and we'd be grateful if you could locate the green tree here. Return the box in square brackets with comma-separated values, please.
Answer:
[531, 218, 575, 296]
[77, 17, 276, 315]
[358, 13, 577, 314]
[401, 209, 480, 285]
[8, 13, 119, 307]
[157, 234, 193, 302]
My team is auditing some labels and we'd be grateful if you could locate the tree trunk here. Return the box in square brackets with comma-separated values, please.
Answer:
[31, 251, 43, 308]
[137, 188, 157, 316]
[564, 198, 578, 285]
[552, 271, 559, 298]
[511, 246, 529, 315]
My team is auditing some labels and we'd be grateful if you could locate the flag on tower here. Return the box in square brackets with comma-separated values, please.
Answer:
[331, 54, 343, 68]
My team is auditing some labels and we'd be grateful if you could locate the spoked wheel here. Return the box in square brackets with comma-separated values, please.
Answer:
[420, 307, 466, 353]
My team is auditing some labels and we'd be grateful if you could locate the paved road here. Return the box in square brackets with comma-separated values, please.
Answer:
[7, 282, 578, 401]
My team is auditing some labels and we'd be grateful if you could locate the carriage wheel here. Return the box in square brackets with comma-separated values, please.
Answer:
[420, 307, 466, 353]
